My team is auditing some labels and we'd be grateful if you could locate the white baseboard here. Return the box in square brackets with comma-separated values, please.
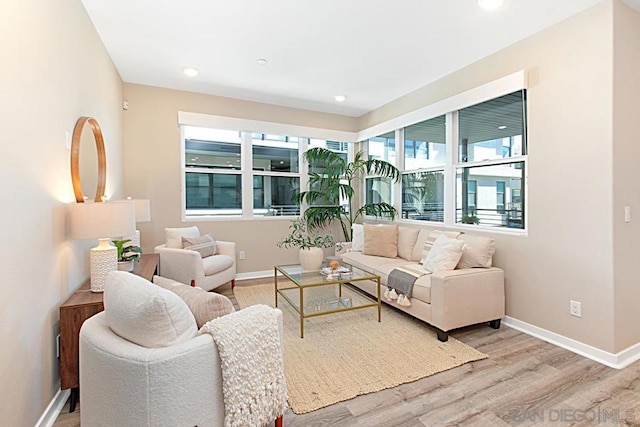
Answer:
[36, 388, 70, 427]
[235, 270, 273, 281]
[503, 316, 640, 369]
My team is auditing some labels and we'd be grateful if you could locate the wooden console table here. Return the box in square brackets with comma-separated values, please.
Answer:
[59, 253, 159, 412]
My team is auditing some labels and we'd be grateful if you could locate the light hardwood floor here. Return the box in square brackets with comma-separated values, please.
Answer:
[54, 279, 640, 427]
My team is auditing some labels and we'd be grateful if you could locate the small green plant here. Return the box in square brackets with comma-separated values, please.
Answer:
[460, 213, 480, 225]
[277, 218, 334, 250]
[111, 239, 142, 262]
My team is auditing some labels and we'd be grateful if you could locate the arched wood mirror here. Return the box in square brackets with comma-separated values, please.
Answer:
[70, 116, 107, 203]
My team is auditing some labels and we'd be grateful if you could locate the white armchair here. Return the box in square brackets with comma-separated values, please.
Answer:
[154, 226, 236, 291]
[80, 271, 285, 427]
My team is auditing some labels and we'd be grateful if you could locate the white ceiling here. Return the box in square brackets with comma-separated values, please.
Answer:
[82, 0, 624, 117]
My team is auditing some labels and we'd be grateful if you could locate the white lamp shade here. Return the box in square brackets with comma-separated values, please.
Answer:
[114, 198, 151, 222]
[69, 202, 136, 239]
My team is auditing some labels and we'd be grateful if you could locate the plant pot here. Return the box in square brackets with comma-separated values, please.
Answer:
[299, 247, 323, 271]
[118, 260, 134, 272]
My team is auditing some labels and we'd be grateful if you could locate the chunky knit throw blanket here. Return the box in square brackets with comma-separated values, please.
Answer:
[200, 304, 287, 427]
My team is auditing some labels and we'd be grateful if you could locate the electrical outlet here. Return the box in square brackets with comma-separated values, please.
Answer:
[56, 334, 61, 358]
[625, 206, 631, 223]
[239, 251, 246, 260]
[570, 300, 582, 318]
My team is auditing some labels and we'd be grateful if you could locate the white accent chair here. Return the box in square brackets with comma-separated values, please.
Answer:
[80, 271, 284, 427]
[154, 226, 236, 291]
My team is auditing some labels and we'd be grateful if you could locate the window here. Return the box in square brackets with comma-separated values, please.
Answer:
[402, 170, 444, 221]
[400, 115, 446, 222]
[455, 90, 526, 228]
[185, 128, 242, 216]
[184, 127, 348, 218]
[251, 134, 300, 217]
[365, 131, 396, 209]
[364, 87, 527, 230]
[496, 181, 506, 214]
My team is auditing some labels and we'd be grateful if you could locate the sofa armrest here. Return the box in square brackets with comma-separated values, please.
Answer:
[154, 244, 205, 285]
[336, 242, 352, 256]
[216, 240, 236, 259]
[430, 267, 505, 332]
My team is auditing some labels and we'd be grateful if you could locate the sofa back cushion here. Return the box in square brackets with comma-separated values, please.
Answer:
[456, 234, 496, 269]
[397, 226, 420, 260]
[363, 223, 398, 258]
[165, 226, 200, 248]
[153, 275, 235, 328]
[104, 271, 197, 348]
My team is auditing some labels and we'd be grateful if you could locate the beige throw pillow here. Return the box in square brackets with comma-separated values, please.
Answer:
[397, 226, 420, 260]
[363, 223, 398, 258]
[456, 234, 496, 269]
[422, 235, 465, 273]
[182, 233, 216, 258]
[153, 276, 236, 328]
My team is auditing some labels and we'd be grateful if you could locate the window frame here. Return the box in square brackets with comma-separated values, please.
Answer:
[358, 71, 528, 234]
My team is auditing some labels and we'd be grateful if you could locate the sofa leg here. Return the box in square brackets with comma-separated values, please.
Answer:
[436, 329, 449, 342]
[275, 414, 283, 427]
[231, 279, 236, 289]
[489, 319, 501, 329]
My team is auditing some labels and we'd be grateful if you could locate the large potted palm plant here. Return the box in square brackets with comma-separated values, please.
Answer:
[296, 147, 400, 242]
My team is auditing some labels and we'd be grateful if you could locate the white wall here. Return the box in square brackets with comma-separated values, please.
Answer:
[612, 0, 640, 351]
[0, 0, 124, 424]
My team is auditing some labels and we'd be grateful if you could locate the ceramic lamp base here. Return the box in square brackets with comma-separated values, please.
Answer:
[90, 238, 117, 292]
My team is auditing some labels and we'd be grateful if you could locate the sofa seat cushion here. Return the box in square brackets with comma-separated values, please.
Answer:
[412, 273, 432, 304]
[103, 271, 197, 348]
[203, 254, 234, 276]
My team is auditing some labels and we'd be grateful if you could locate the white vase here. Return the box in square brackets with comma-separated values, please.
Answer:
[118, 260, 134, 272]
[298, 247, 323, 271]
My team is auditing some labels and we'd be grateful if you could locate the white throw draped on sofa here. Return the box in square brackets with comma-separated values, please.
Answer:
[200, 304, 288, 427]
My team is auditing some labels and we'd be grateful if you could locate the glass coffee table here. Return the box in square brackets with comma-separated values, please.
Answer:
[274, 263, 381, 338]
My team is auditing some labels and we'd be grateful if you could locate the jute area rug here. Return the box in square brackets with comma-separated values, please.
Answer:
[234, 282, 488, 414]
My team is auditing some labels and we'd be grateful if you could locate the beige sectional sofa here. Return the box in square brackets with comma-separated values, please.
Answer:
[339, 223, 505, 342]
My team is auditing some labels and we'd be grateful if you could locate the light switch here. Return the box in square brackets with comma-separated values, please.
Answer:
[624, 206, 631, 223]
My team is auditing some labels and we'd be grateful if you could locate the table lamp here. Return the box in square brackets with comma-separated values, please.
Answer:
[115, 198, 151, 247]
[68, 201, 136, 292]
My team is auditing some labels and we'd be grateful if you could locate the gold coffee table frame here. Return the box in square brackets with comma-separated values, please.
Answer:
[274, 263, 381, 338]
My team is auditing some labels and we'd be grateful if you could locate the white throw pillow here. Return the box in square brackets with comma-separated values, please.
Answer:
[165, 226, 200, 249]
[351, 223, 364, 251]
[422, 235, 466, 273]
[456, 234, 496, 269]
[104, 271, 197, 348]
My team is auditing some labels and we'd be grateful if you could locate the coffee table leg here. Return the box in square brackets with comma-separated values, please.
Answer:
[377, 277, 381, 322]
[300, 287, 304, 338]
[274, 267, 278, 308]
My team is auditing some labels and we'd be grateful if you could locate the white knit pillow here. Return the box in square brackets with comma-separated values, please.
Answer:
[104, 271, 197, 348]
[422, 235, 465, 273]
[351, 224, 364, 251]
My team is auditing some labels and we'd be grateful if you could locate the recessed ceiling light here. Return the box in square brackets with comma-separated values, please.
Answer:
[257, 58, 268, 65]
[478, 0, 504, 11]
[334, 95, 347, 103]
[182, 66, 199, 77]
[498, 125, 507, 130]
